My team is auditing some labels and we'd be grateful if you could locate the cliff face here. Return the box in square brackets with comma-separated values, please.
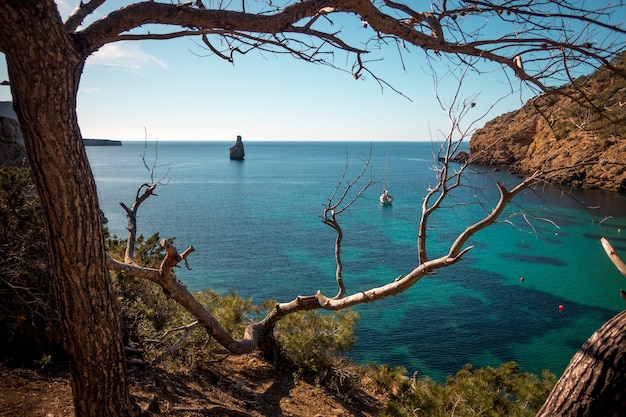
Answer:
[0, 116, 27, 167]
[470, 56, 626, 192]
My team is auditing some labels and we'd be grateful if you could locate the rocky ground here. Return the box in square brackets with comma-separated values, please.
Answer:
[0, 354, 387, 417]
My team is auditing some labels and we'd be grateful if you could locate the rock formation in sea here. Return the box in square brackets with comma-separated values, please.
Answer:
[470, 54, 626, 192]
[229, 135, 245, 160]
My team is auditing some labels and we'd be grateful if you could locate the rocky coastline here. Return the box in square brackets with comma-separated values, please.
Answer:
[469, 55, 626, 193]
[83, 139, 122, 146]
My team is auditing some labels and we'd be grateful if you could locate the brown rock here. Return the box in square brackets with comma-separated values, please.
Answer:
[470, 54, 626, 192]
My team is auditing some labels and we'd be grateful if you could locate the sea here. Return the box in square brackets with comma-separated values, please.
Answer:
[86, 141, 626, 382]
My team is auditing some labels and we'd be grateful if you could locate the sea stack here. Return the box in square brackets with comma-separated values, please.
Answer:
[229, 135, 245, 160]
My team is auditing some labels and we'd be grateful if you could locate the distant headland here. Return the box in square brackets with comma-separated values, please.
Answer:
[83, 139, 122, 146]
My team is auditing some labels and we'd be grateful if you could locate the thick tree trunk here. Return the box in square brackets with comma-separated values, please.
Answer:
[0, 2, 134, 416]
[537, 310, 626, 417]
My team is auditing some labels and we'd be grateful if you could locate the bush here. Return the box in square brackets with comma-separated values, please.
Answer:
[272, 306, 359, 380]
[368, 363, 411, 395]
[0, 167, 63, 366]
[379, 362, 556, 417]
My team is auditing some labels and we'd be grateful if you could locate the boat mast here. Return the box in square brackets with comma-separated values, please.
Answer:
[383, 153, 388, 192]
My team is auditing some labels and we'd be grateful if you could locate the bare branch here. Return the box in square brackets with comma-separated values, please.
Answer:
[149, 321, 201, 367]
[107, 253, 260, 354]
[74, 0, 626, 99]
[65, 0, 107, 32]
[120, 138, 170, 264]
[601, 237, 626, 277]
[322, 148, 374, 299]
[600, 237, 626, 300]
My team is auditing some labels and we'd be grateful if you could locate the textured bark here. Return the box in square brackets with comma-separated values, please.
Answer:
[0, 1, 134, 416]
[537, 310, 626, 417]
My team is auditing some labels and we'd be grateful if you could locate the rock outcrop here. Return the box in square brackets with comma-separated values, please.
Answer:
[229, 135, 245, 160]
[0, 115, 27, 167]
[470, 55, 626, 192]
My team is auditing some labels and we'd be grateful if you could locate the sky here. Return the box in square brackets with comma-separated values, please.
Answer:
[0, 1, 616, 142]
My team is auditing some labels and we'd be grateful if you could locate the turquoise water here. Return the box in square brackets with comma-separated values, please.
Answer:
[87, 141, 626, 381]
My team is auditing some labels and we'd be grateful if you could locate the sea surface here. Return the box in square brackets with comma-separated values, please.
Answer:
[86, 141, 626, 381]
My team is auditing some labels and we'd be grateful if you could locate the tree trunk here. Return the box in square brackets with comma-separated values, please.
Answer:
[0, 2, 134, 416]
[537, 310, 626, 417]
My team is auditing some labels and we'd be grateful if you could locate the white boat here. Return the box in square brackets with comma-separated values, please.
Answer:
[380, 189, 393, 205]
[380, 153, 393, 205]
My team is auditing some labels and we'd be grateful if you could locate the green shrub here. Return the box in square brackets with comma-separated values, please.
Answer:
[379, 362, 556, 417]
[0, 167, 63, 366]
[272, 307, 359, 378]
[368, 363, 410, 394]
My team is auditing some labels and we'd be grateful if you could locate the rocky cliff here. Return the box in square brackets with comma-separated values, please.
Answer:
[470, 55, 626, 192]
[0, 108, 27, 167]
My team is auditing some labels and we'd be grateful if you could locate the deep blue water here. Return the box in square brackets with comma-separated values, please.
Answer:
[87, 141, 626, 381]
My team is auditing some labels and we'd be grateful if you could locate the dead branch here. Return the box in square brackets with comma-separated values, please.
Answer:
[91, 0, 626, 357]
[121, 138, 170, 264]
[601, 237, 626, 277]
[120, 183, 157, 264]
[73, 0, 626, 102]
[149, 321, 201, 367]
[322, 148, 374, 299]
[600, 237, 626, 300]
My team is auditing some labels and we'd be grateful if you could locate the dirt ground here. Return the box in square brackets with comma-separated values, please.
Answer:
[0, 354, 387, 417]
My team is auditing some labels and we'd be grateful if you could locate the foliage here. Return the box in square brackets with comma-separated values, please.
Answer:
[368, 363, 410, 395]
[0, 167, 63, 366]
[535, 51, 626, 141]
[378, 362, 556, 417]
[270, 304, 359, 379]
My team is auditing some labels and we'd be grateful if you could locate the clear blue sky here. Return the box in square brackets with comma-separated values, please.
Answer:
[0, 1, 598, 141]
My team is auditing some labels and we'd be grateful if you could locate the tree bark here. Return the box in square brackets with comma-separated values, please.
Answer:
[0, 1, 134, 416]
[537, 310, 626, 417]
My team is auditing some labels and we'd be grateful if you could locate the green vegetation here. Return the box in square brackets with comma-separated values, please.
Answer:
[536, 51, 626, 141]
[271, 303, 359, 389]
[1, 167, 556, 413]
[0, 167, 61, 365]
[376, 362, 556, 417]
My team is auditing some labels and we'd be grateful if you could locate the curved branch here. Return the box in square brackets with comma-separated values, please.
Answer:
[83, 0, 626, 363]
[65, 0, 106, 32]
[601, 237, 626, 300]
[448, 173, 541, 258]
[73, 0, 625, 97]
[107, 252, 260, 354]
[601, 237, 626, 277]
